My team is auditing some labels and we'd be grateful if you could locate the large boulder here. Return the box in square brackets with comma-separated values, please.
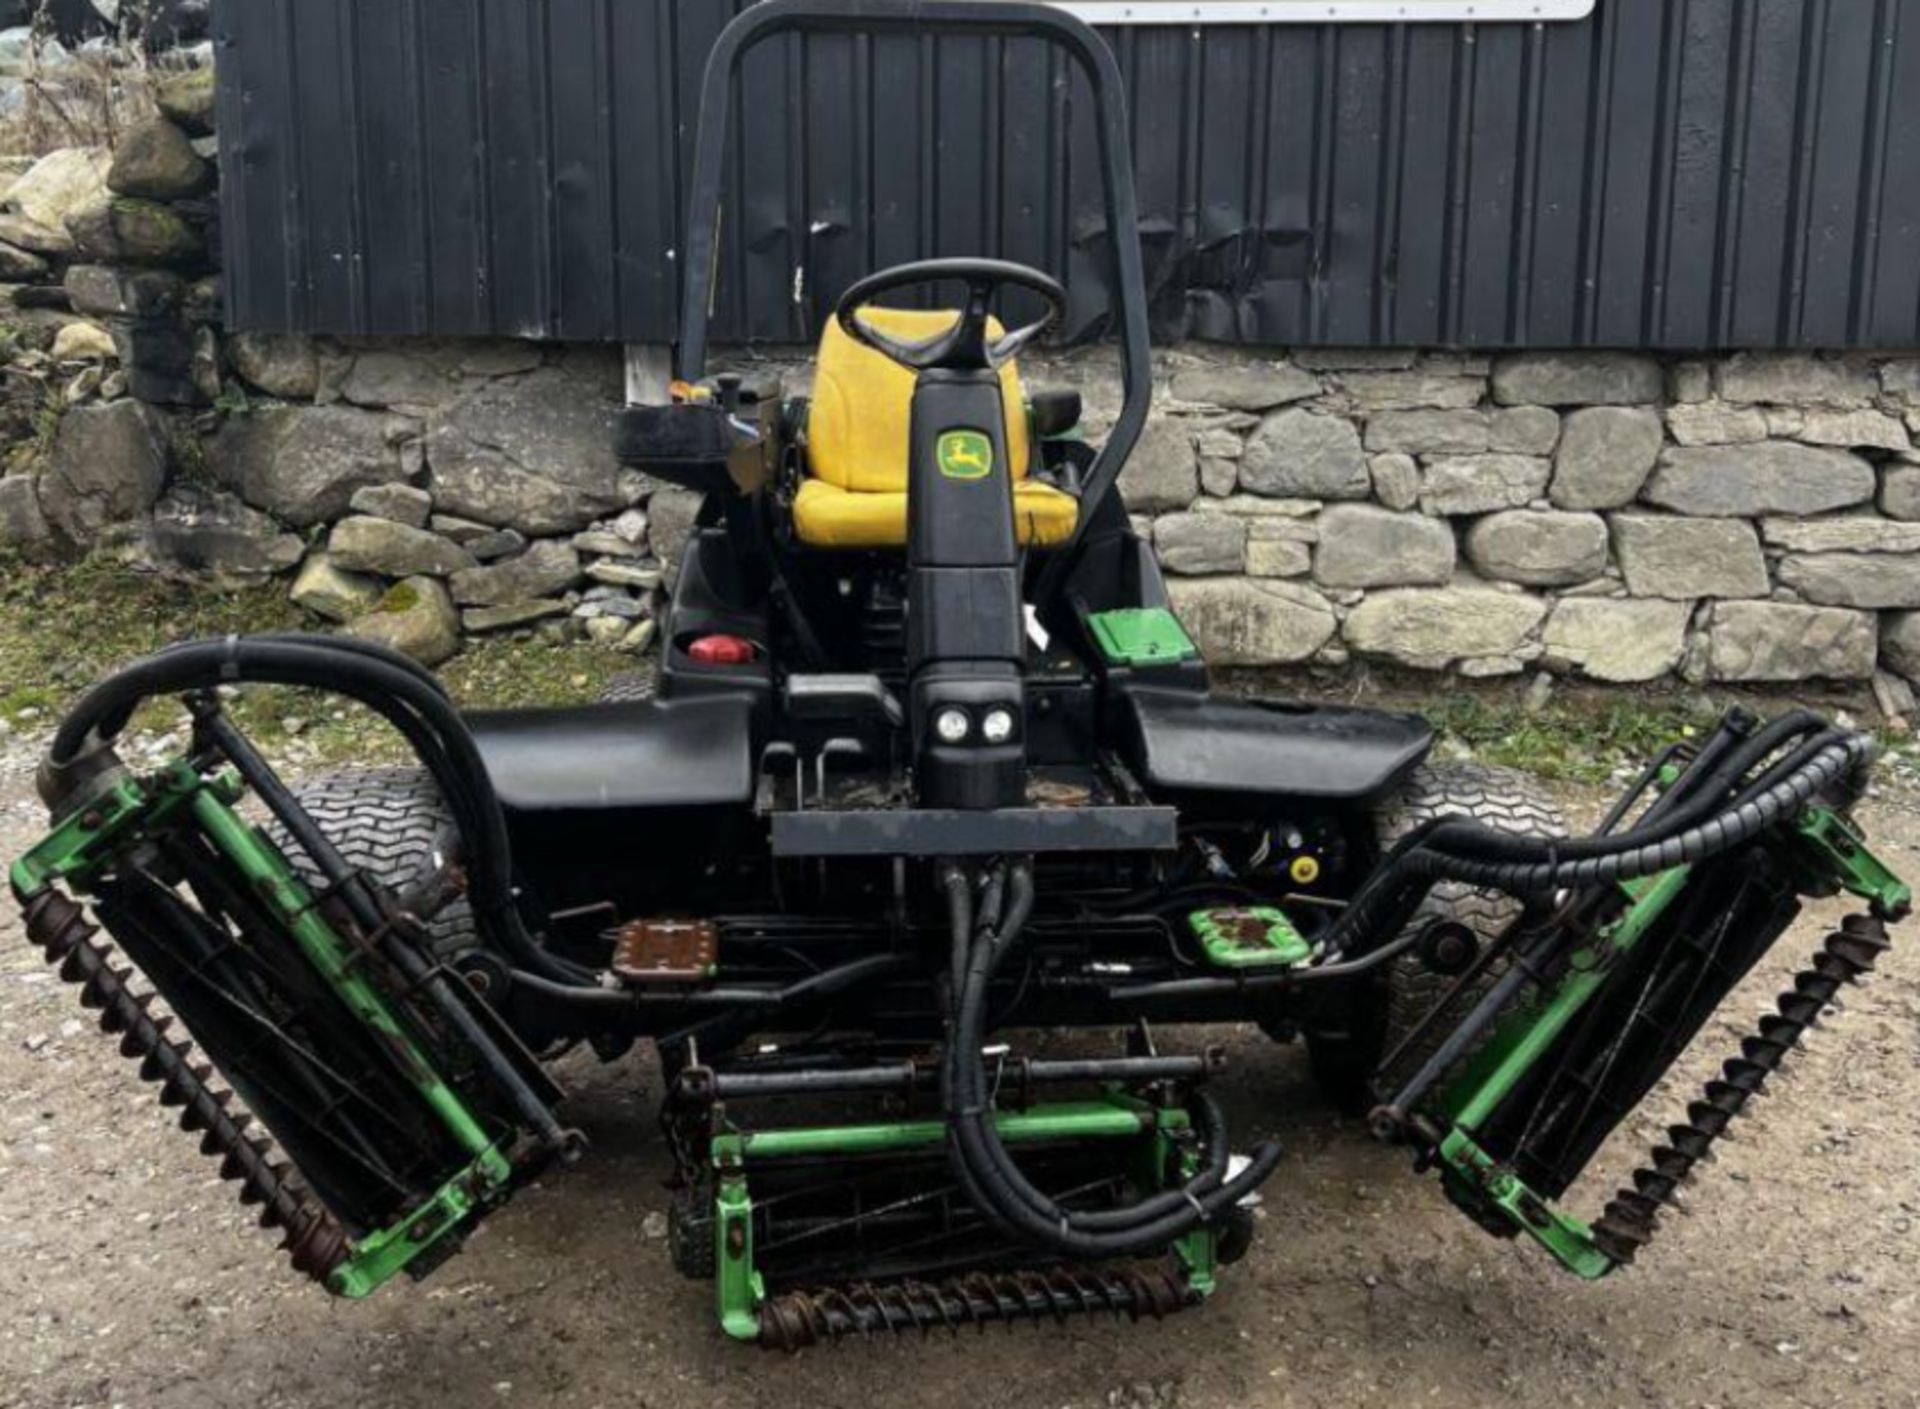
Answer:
[1464, 510, 1608, 587]
[1549, 407, 1663, 510]
[7, 147, 110, 233]
[345, 577, 462, 668]
[426, 366, 627, 533]
[1164, 578, 1336, 665]
[1541, 598, 1691, 683]
[1342, 587, 1548, 669]
[1419, 454, 1551, 516]
[1491, 353, 1662, 407]
[38, 400, 167, 544]
[1311, 504, 1455, 589]
[117, 483, 304, 583]
[327, 515, 476, 578]
[1706, 602, 1876, 682]
[107, 118, 212, 200]
[1611, 514, 1768, 600]
[1240, 409, 1369, 500]
[208, 405, 413, 527]
[1117, 416, 1197, 512]
[1643, 443, 1875, 517]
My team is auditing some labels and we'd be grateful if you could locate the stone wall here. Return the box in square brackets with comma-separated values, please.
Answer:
[1, 88, 1919, 712]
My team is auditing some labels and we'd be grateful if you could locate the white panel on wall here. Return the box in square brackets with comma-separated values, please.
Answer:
[1044, 1, 1595, 23]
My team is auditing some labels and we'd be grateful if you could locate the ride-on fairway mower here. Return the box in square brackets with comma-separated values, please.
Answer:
[12, 0, 1910, 1351]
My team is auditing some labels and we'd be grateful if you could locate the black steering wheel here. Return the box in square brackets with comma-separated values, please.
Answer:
[835, 258, 1067, 373]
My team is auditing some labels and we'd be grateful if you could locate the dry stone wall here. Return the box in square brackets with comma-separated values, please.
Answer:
[0, 89, 1917, 707]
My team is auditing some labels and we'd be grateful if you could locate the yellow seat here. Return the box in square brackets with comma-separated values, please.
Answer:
[796, 306, 1078, 550]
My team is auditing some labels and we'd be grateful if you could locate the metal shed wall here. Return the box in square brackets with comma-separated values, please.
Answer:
[212, 0, 1920, 349]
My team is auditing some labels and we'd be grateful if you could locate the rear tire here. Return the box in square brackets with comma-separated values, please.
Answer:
[1309, 761, 1567, 1111]
[265, 768, 478, 963]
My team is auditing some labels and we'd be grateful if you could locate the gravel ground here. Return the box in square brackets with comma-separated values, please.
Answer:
[0, 738, 1916, 1409]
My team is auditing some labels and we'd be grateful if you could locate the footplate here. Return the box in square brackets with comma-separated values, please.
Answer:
[11, 757, 563, 1297]
[1399, 806, 1906, 1278]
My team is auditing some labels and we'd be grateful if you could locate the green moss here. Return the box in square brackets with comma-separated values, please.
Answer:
[375, 581, 422, 614]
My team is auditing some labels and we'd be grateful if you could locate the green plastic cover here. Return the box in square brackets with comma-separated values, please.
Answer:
[1088, 608, 1199, 668]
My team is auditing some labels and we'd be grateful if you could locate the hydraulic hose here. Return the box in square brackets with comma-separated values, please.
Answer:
[47, 636, 595, 986]
[941, 861, 1284, 1259]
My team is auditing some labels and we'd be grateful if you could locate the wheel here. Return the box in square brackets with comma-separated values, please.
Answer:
[600, 666, 657, 703]
[265, 768, 478, 963]
[1308, 761, 1567, 1111]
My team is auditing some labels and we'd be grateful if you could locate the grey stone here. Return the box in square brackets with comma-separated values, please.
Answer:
[1549, 407, 1664, 510]
[611, 508, 649, 544]
[8, 147, 110, 233]
[1343, 587, 1549, 668]
[585, 559, 665, 590]
[1118, 416, 1198, 512]
[229, 332, 320, 400]
[340, 349, 457, 409]
[585, 615, 630, 647]
[1465, 510, 1609, 587]
[50, 321, 115, 362]
[1420, 454, 1551, 516]
[1241, 409, 1369, 500]
[1706, 602, 1877, 682]
[1880, 611, 1920, 682]
[1873, 669, 1916, 721]
[1369, 452, 1419, 511]
[1883, 360, 1920, 407]
[468, 528, 529, 562]
[1670, 361, 1713, 403]
[623, 619, 658, 654]
[1198, 457, 1237, 497]
[463, 599, 572, 633]
[1882, 466, 1920, 521]
[1761, 517, 1920, 555]
[571, 530, 646, 558]
[1665, 403, 1769, 447]
[208, 406, 411, 528]
[1776, 553, 1920, 610]
[459, 342, 545, 378]
[1189, 495, 1320, 520]
[426, 365, 626, 533]
[1246, 539, 1311, 578]
[1312, 505, 1455, 589]
[346, 577, 462, 668]
[327, 516, 477, 578]
[1364, 409, 1487, 456]
[1168, 362, 1318, 411]
[64, 264, 182, 319]
[154, 67, 216, 136]
[66, 197, 202, 266]
[1293, 348, 1418, 372]
[348, 481, 432, 529]
[1644, 443, 1875, 517]
[0, 240, 45, 280]
[0, 473, 53, 557]
[38, 400, 166, 544]
[1152, 512, 1246, 575]
[429, 514, 492, 545]
[1715, 352, 1876, 407]
[1336, 371, 1485, 411]
[1491, 352, 1662, 406]
[1612, 515, 1768, 601]
[116, 484, 304, 583]
[1541, 599, 1691, 683]
[1489, 406, 1561, 455]
[646, 488, 705, 571]
[290, 552, 382, 623]
[450, 540, 584, 607]
[574, 593, 649, 621]
[1797, 408, 1910, 452]
[1164, 578, 1337, 665]
[107, 118, 211, 200]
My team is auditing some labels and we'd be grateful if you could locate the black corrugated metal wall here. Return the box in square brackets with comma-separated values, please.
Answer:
[212, 0, 1920, 349]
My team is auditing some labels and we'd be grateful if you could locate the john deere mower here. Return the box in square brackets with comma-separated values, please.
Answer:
[13, 0, 1909, 1351]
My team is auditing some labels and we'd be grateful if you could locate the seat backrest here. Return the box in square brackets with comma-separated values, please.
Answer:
[807, 307, 1032, 494]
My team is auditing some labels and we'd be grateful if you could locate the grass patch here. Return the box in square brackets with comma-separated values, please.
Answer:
[1425, 692, 1719, 785]
[0, 556, 628, 766]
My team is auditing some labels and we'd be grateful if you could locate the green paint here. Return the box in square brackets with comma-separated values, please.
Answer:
[1189, 907, 1312, 970]
[1796, 806, 1913, 918]
[728, 1099, 1150, 1161]
[936, 428, 994, 480]
[1438, 1128, 1615, 1280]
[1087, 608, 1198, 668]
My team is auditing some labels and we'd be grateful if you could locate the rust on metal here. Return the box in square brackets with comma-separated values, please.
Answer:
[610, 918, 719, 986]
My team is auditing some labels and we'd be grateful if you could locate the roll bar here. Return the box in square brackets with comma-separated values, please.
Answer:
[674, 0, 1152, 576]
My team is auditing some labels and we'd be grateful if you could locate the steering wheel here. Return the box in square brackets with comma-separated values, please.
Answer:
[835, 258, 1067, 373]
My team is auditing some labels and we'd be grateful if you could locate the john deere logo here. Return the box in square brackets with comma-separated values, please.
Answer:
[937, 429, 993, 480]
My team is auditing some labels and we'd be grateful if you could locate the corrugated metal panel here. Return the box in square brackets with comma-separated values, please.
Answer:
[212, 0, 1920, 348]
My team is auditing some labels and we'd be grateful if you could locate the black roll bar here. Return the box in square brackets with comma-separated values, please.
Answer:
[675, 0, 1152, 577]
